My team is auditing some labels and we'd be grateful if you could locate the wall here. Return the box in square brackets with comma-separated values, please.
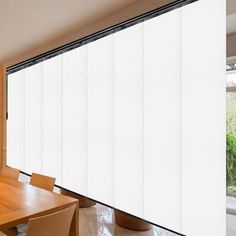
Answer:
[0, 65, 6, 169]
[5, 0, 175, 67]
[227, 33, 236, 57]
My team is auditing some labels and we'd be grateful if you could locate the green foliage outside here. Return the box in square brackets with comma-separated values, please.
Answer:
[226, 133, 236, 186]
[227, 92, 236, 191]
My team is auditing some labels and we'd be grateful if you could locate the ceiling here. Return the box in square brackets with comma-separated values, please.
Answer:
[1, 0, 235, 65]
[227, 0, 236, 34]
[0, 0, 137, 64]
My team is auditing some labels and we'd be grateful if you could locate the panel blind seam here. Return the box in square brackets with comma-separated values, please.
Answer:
[179, 8, 183, 233]
[112, 33, 115, 207]
[85, 44, 88, 197]
[61, 55, 64, 186]
[23, 70, 26, 172]
[141, 20, 145, 219]
[40, 63, 43, 174]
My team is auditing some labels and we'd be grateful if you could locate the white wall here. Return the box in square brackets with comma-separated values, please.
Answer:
[7, 1, 226, 235]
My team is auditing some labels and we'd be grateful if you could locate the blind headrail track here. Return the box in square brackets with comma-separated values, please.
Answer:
[6, 0, 197, 75]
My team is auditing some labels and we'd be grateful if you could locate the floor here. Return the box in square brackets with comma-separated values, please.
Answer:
[227, 214, 236, 236]
[17, 174, 178, 235]
[79, 194, 236, 236]
[80, 204, 236, 236]
[227, 196, 236, 236]
[1, 174, 235, 236]
[79, 204, 176, 236]
[227, 196, 236, 215]
[1, 203, 236, 236]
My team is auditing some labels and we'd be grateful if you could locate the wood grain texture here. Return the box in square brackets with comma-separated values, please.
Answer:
[0, 176, 79, 236]
[0, 65, 6, 169]
[0, 166, 20, 180]
[26, 204, 76, 236]
[114, 210, 152, 231]
[30, 172, 55, 192]
[61, 188, 96, 208]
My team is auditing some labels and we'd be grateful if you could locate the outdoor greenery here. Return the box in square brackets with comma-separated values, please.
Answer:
[227, 92, 236, 190]
[226, 133, 236, 186]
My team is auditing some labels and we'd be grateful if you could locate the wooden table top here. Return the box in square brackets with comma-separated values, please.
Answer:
[0, 176, 78, 229]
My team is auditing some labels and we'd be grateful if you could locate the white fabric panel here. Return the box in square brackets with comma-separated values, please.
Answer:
[114, 23, 144, 217]
[62, 46, 87, 195]
[181, 1, 226, 235]
[87, 35, 114, 205]
[24, 64, 42, 174]
[7, 71, 25, 170]
[42, 56, 63, 185]
[143, 9, 181, 232]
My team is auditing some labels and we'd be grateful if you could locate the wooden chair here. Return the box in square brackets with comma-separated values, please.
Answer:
[20, 205, 76, 236]
[0, 166, 20, 180]
[29, 173, 55, 191]
[15, 173, 56, 234]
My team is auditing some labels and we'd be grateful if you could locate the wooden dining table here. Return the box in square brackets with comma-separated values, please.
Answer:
[0, 176, 79, 236]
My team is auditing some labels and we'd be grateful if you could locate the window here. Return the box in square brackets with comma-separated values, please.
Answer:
[227, 70, 236, 196]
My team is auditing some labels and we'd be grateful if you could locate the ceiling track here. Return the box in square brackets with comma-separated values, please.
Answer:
[6, 0, 197, 75]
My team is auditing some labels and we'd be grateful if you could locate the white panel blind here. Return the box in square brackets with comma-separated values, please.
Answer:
[181, 0, 226, 235]
[24, 64, 42, 174]
[114, 23, 144, 217]
[62, 46, 87, 195]
[87, 35, 114, 205]
[7, 2, 225, 235]
[7, 70, 25, 170]
[42, 56, 63, 185]
[143, 9, 181, 232]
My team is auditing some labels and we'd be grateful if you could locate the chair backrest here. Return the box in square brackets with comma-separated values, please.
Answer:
[30, 173, 55, 191]
[26, 204, 76, 236]
[0, 165, 20, 180]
